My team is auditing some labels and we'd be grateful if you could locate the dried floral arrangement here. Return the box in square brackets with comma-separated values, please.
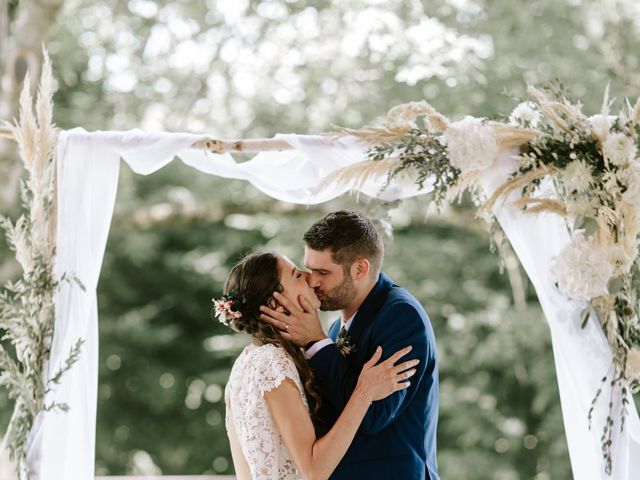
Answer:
[327, 84, 640, 474]
[0, 53, 83, 480]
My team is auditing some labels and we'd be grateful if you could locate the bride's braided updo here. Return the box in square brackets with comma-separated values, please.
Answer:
[222, 252, 321, 422]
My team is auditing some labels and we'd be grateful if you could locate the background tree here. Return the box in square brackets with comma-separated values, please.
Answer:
[0, 0, 65, 212]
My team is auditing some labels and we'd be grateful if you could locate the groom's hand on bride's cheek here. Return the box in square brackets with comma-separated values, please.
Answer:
[258, 292, 326, 346]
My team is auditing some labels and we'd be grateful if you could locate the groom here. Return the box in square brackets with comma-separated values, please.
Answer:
[260, 210, 439, 480]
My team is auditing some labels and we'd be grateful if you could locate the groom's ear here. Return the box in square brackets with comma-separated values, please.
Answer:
[352, 258, 371, 281]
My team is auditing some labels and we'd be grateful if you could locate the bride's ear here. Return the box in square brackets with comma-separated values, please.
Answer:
[266, 297, 286, 313]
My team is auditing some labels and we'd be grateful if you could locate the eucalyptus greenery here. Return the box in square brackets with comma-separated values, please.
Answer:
[514, 89, 640, 474]
[368, 128, 461, 207]
[0, 53, 83, 480]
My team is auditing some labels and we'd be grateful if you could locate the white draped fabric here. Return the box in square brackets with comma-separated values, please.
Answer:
[478, 151, 640, 479]
[26, 128, 640, 480]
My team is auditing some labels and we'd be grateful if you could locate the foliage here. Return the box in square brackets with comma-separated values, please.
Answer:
[368, 128, 460, 206]
[0, 54, 83, 479]
[515, 88, 640, 473]
[330, 82, 640, 472]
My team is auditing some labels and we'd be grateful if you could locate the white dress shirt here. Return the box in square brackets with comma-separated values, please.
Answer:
[304, 312, 357, 359]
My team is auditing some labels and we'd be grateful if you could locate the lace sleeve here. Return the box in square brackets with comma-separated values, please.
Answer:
[251, 344, 307, 403]
[227, 344, 308, 479]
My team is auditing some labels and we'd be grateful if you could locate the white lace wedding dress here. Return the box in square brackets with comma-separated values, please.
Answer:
[225, 342, 308, 479]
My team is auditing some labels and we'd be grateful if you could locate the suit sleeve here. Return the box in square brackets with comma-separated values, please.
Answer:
[308, 302, 431, 435]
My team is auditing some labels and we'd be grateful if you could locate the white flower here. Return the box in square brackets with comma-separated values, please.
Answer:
[553, 235, 615, 301]
[588, 114, 614, 142]
[509, 101, 540, 128]
[617, 163, 640, 205]
[562, 159, 593, 193]
[608, 244, 634, 275]
[442, 116, 498, 173]
[212, 298, 242, 326]
[626, 347, 640, 381]
[603, 132, 637, 167]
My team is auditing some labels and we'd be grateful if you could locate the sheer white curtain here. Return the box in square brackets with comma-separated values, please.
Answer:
[478, 151, 640, 479]
[26, 132, 121, 479]
[26, 129, 640, 480]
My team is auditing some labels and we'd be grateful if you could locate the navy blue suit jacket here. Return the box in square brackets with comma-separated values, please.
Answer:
[308, 273, 439, 480]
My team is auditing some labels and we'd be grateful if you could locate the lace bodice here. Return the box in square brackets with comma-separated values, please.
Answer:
[225, 343, 308, 479]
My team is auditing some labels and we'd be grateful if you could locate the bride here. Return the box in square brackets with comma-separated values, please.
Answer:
[216, 252, 417, 480]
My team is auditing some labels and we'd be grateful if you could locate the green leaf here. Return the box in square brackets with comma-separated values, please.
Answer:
[72, 274, 86, 292]
[608, 277, 623, 294]
[581, 308, 591, 329]
[584, 217, 599, 236]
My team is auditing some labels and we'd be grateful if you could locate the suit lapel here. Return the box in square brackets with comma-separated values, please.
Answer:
[347, 273, 394, 347]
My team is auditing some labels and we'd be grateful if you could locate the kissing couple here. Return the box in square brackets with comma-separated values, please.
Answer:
[216, 210, 439, 479]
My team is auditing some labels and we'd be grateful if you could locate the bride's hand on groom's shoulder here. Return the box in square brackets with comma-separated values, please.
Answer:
[259, 291, 326, 347]
[356, 346, 418, 402]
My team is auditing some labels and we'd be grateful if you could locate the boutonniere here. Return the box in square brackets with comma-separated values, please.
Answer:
[336, 334, 357, 357]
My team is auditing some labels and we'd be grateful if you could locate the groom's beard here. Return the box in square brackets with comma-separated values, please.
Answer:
[317, 273, 357, 311]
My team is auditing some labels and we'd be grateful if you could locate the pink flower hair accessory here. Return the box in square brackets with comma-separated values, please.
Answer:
[212, 290, 243, 326]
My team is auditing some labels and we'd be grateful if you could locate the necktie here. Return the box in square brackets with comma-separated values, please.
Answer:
[337, 325, 348, 342]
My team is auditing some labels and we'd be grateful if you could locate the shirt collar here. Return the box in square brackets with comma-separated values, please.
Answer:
[340, 312, 357, 331]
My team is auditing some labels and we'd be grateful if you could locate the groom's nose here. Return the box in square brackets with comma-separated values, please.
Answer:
[307, 272, 321, 288]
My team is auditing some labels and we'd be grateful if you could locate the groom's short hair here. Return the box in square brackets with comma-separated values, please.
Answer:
[303, 210, 384, 277]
